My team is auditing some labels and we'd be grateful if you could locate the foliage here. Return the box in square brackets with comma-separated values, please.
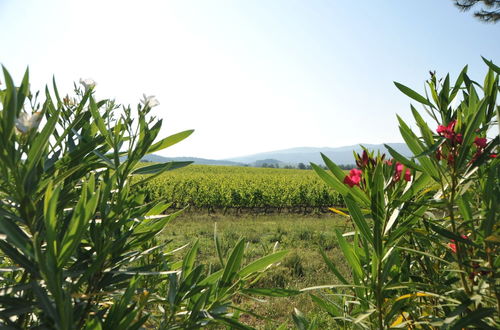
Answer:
[0, 68, 290, 329]
[134, 164, 342, 213]
[305, 58, 500, 328]
[454, 0, 500, 23]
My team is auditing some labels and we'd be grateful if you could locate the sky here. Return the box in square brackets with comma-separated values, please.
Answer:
[1, 0, 499, 159]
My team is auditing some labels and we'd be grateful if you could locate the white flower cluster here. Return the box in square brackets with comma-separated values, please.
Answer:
[15, 112, 42, 134]
[79, 78, 96, 91]
[141, 94, 159, 108]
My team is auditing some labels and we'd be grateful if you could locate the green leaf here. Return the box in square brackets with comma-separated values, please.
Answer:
[181, 239, 200, 279]
[456, 100, 487, 168]
[214, 223, 225, 268]
[25, 105, 62, 174]
[450, 307, 496, 330]
[1, 66, 18, 138]
[242, 288, 300, 297]
[370, 164, 385, 257]
[482, 57, 500, 75]
[397, 116, 439, 179]
[344, 195, 373, 250]
[238, 250, 287, 278]
[311, 163, 349, 196]
[84, 318, 103, 330]
[0, 241, 37, 274]
[411, 105, 435, 147]
[310, 294, 341, 318]
[335, 230, 363, 280]
[319, 248, 348, 285]
[394, 82, 433, 107]
[16, 68, 30, 116]
[428, 222, 475, 247]
[147, 129, 194, 154]
[88, 96, 111, 145]
[450, 65, 468, 101]
[397, 246, 451, 264]
[58, 176, 99, 267]
[220, 238, 245, 286]
[0, 216, 34, 259]
[131, 161, 192, 175]
[384, 144, 422, 171]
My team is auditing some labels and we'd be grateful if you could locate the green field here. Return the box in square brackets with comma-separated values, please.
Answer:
[162, 212, 349, 328]
[134, 165, 343, 212]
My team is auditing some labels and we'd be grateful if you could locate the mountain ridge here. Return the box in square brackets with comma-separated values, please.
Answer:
[225, 143, 411, 166]
[144, 143, 411, 167]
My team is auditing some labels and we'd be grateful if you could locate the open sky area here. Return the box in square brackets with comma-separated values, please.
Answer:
[1, 0, 499, 159]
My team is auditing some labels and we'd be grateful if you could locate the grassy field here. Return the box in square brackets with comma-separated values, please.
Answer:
[161, 212, 351, 329]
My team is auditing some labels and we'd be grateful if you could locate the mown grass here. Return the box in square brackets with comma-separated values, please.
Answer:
[161, 212, 351, 329]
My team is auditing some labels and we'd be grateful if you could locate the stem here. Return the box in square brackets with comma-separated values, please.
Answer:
[376, 257, 384, 329]
[448, 163, 471, 295]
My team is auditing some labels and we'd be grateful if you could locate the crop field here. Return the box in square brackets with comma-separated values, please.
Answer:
[134, 165, 343, 212]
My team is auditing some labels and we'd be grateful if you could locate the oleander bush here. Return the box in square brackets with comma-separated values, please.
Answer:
[0, 68, 292, 329]
[300, 58, 499, 329]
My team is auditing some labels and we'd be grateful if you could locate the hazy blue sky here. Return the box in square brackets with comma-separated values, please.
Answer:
[1, 0, 499, 159]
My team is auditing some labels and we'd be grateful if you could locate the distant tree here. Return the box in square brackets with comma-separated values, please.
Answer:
[454, 0, 500, 23]
[339, 164, 357, 170]
[297, 162, 306, 170]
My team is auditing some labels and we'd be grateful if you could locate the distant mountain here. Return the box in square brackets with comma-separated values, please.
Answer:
[142, 154, 245, 166]
[226, 143, 412, 166]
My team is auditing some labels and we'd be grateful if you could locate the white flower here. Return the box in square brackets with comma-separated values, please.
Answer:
[15, 111, 42, 134]
[79, 78, 96, 91]
[141, 94, 160, 108]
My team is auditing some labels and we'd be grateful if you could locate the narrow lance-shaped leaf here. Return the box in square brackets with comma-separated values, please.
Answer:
[147, 129, 194, 154]
[344, 194, 373, 249]
[239, 250, 288, 278]
[370, 164, 385, 257]
[394, 82, 434, 107]
[220, 238, 245, 286]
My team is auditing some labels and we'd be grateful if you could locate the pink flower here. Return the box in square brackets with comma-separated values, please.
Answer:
[437, 120, 462, 145]
[474, 137, 487, 148]
[448, 235, 469, 253]
[404, 168, 411, 181]
[394, 162, 411, 182]
[344, 169, 362, 187]
[349, 168, 362, 177]
[437, 120, 456, 138]
[490, 154, 497, 159]
[448, 242, 457, 253]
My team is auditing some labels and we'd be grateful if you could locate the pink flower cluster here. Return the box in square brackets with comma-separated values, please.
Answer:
[343, 168, 362, 187]
[436, 121, 496, 164]
[437, 120, 462, 145]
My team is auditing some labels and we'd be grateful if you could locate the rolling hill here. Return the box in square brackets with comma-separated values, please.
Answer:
[225, 143, 411, 166]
